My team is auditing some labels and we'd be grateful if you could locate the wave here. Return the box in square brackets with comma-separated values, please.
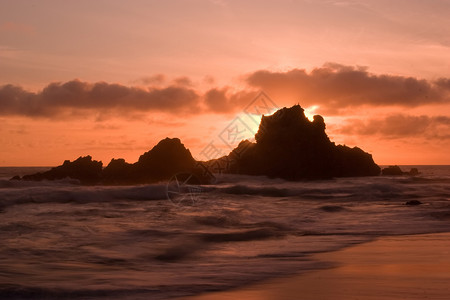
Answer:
[0, 183, 168, 208]
[2, 170, 450, 300]
[212, 174, 450, 202]
[0, 178, 81, 189]
[2, 177, 448, 210]
[154, 227, 285, 262]
[2, 176, 449, 212]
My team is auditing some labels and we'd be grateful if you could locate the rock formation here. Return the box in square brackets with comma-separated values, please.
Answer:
[20, 156, 103, 185]
[15, 105, 382, 184]
[102, 137, 206, 184]
[133, 137, 197, 182]
[208, 105, 380, 179]
[382, 166, 419, 176]
[14, 138, 208, 185]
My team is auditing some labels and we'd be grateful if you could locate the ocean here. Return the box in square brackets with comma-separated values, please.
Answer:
[1, 166, 450, 299]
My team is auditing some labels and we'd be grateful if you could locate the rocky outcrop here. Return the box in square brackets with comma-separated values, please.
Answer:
[15, 105, 382, 184]
[133, 137, 197, 182]
[382, 166, 419, 176]
[101, 137, 204, 184]
[209, 105, 380, 179]
[15, 138, 205, 185]
[21, 156, 103, 184]
[102, 158, 134, 184]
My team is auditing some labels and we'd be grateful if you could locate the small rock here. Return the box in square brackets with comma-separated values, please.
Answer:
[382, 165, 404, 175]
[409, 168, 419, 176]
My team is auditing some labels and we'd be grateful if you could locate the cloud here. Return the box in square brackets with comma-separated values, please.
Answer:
[336, 114, 450, 140]
[0, 79, 255, 119]
[0, 80, 201, 118]
[435, 78, 450, 91]
[204, 88, 229, 112]
[246, 63, 450, 113]
[2, 63, 450, 119]
[203, 87, 257, 113]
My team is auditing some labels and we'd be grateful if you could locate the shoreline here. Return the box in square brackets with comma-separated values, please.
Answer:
[179, 232, 450, 300]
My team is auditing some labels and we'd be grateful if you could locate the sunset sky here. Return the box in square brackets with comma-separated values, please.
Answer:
[1, 0, 449, 166]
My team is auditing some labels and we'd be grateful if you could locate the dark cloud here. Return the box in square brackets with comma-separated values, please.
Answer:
[337, 114, 450, 140]
[203, 87, 257, 113]
[435, 78, 450, 90]
[0, 80, 201, 118]
[2, 64, 450, 119]
[246, 63, 450, 113]
[204, 88, 229, 112]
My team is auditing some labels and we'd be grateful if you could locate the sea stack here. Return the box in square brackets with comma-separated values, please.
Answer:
[209, 105, 380, 179]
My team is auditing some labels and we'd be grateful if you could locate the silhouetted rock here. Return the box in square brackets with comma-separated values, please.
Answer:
[18, 105, 382, 184]
[133, 137, 197, 182]
[211, 105, 380, 179]
[102, 158, 134, 184]
[382, 166, 419, 176]
[18, 138, 212, 185]
[382, 165, 404, 175]
[21, 156, 103, 184]
[409, 168, 420, 176]
[103, 137, 211, 184]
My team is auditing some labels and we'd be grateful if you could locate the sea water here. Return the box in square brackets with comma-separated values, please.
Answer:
[0, 166, 449, 299]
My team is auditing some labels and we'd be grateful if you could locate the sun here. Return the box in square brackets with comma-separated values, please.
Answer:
[234, 112, 262, 141]
[303, 105, 319, 121]
[236, 103, 281, 139]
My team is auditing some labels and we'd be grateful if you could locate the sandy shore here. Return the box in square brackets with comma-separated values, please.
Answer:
[180, 233, 450, 300]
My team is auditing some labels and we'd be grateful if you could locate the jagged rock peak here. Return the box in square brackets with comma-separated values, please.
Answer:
[138, 137, 192, 163]
[255, 104, 329, 145]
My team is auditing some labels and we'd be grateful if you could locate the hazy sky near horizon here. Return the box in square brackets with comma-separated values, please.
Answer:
[1, 0, 449, 166]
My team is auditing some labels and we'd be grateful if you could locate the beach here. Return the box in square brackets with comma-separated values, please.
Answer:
[181, 233, 450, 300]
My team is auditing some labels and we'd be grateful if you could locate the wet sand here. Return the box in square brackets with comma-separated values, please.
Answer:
[180, 233, 450, 300]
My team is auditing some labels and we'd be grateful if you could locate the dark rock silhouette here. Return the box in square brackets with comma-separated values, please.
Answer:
[382, 165, 404, 175]
[209, 105, 380, 179]
[20, 156, 103, 184]
[102, 158, 134, 184]
[134, 137, 197, 181]
[102, 138, 206, 184]
[409, 168, 420, 176]
[16, 105, 382, 184]
[14, 138, 208, 185]
[382, 165, 420, 176]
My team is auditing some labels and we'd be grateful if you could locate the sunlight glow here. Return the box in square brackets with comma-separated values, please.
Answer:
[304, 105, 319, 121]
[236, 112, 262, 141]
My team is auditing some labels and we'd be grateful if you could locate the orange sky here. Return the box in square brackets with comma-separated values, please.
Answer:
[1, 0, 449, 166]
